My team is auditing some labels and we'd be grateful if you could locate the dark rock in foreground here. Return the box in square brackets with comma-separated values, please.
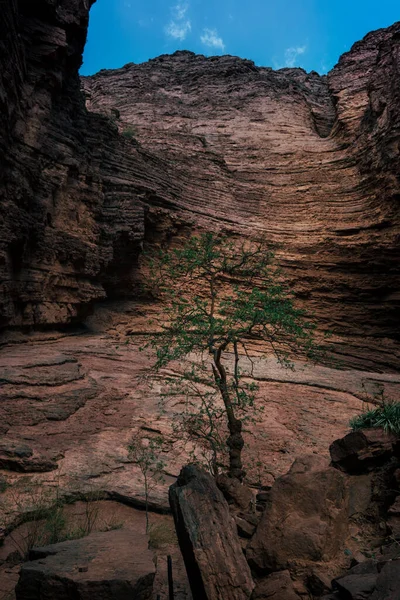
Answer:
[251, 570, 299, 599]
[333, 558, 400, 600]
[169, 464, 254, 600]
[15, 529, 155, 600]
[330, 428, 400, 474]
[247, 455, 348, 572]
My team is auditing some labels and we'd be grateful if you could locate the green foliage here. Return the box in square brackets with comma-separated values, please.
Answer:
[147, 233, 317, 369]
[122, 125, 136, 139]
[144, 233, 321, 479]
[0, 482, 118, 559]
[128, 433, 165, 532]
[350, 402, 400, 436]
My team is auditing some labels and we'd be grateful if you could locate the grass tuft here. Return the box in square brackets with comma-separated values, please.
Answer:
[148, 521, 177, 549]
[350, 402, 400, 436]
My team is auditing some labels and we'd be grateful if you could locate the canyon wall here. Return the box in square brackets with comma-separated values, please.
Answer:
[0, 0, 164, 327]
[0, 1, 399, 367]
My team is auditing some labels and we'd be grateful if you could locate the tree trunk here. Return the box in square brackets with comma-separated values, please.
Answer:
[212, 349, 245, 481]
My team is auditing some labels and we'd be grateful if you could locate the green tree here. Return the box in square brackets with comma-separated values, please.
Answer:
[128, 433, 165, 532]
[145, 233, 320, 481]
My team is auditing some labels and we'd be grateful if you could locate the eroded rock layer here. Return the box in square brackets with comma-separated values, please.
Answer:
[0, 0, 170, 327]
[82, 27, 400, 364]
[0, 0, 399, 369]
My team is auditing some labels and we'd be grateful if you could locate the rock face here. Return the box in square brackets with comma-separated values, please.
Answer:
[5, 316, 398, 532]
[0, 0, 399, 370]
[0, 0, 161, 327]
[251, 571, 299, 600]
[15, 529, 155, 600]
[82, 22, 400, 369]
[332, 560, 400, 600]
[330, 428, 400, 473]
[247, 455, 349, 572]
[169, 464, 254, 600]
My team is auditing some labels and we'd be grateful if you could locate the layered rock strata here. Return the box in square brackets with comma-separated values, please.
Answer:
[82, 22, 400, 366]
[0, 0, 165, 327]
[0, 0, 399, 370]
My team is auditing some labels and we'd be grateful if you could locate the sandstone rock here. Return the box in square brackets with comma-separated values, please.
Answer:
[82, 24, 400, 370]
[15, 529, 155, 600]
[347, 561, 379, 576]
[332, 560, 381, 599]
[348, 474, 372, 516]
[247, 455, 349, 572]
[0, 440, 57, 472]
[307, 569, 333, 596]
[370, 559, 400, 600]
[333, 573, 377, 598]
[330, 428, 399, 474]
[235, 515, 257, 539]
[169, 464, 254, 600]
[216, 473, 253, 509]
[386, 496, 400, 538]
[1, 0, 399, 375]
[251, 570, 299, 600]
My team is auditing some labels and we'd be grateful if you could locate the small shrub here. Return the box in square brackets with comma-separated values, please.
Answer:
[148, 521, 177, 549]
[122, 125, 136, 139]
[0, 482, 118, 558]
[101, 517, 124, 532]
[128, 433, 165, 533]
[350, 402, 400, 436]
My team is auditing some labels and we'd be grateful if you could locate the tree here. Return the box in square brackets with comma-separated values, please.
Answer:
[128, 433, 165, 532]
[145, 233, 320, 481]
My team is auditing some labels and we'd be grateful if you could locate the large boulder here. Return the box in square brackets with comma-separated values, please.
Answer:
[169, 464, 254, 600]
[329, 428, 399, 474]
[251, 570, 299, 600]
[332, 559, 400, 599]
[247, 455, 348, 572]
[371, 559, 400, 600]
[15, 529, 155, 600]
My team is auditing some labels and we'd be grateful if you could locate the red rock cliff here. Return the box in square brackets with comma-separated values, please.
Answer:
[0, 1, 399, 368]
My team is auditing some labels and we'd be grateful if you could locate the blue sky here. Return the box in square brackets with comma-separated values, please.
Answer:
[81, 0, 399, 75]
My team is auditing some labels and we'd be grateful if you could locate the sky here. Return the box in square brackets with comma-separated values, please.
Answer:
[81, 0, 399, 76]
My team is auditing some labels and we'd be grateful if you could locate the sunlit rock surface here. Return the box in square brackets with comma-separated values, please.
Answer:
[0, 1, 399, 370]
[0, 0, 399, 568]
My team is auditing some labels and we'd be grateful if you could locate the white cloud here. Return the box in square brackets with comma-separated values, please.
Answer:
[200, 28, 225, 52]
[173, 1, 189, 20]
[165, 20, 191, 40]
[165, 2, 191, 41]
[283, 45, 307, 68]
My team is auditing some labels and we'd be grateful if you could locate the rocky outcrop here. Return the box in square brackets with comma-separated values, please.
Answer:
[251, 570, 299, 600]
[330, 428, 400, 473]
[169, 464, 254, 600]
[1, 316, 399, 533]
[0, 439, 58, 472]
[246, 428, 400, 598]
[0, 0, 167, 327]
[82, 24, 400, 369]
[15, 529, 155, 600]
[247, 455, 349, 572]
[0, 1, 399, 372]
[332, 559, 400, 600]
[165, 432, 400, 599]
